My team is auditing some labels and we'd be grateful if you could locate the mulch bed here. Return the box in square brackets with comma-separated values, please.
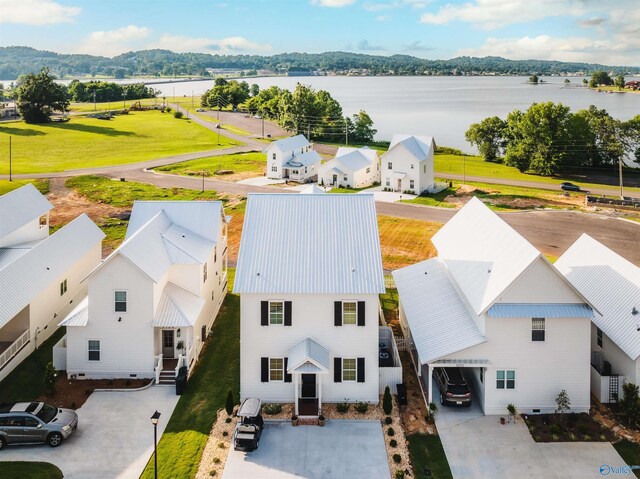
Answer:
[523, 412, 616, 442]
[37, 376, 151, 409]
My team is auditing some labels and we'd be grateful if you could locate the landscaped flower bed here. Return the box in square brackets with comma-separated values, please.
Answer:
[523, 413, 616, 442]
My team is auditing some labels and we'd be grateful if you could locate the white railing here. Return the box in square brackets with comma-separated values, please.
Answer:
[154, 354, 163, 384]
[0, 330, 30, 371]
[395, 337, 411, 351]
[175, 354, 185, 377]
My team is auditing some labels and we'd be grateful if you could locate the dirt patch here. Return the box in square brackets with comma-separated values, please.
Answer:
[523, 412, 616, 442]
[398, 350, 433, 436]
[224, 211, 243, 267]
[38, 376, 150, 410]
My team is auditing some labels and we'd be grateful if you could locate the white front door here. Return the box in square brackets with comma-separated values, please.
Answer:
[162, 330, 175, 358]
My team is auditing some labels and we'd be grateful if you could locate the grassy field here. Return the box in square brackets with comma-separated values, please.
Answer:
[0, 179, 49, 195]
[0, 462, 64, 479]
[141, 278, 240, 479]
[154, 152, 264, 179]
[0, 111, 239, 175]
[612, 440, 640, 477]
[378, 216, 440, 270]
[407, 434, 453, 479]
[70, 96, 201, 113]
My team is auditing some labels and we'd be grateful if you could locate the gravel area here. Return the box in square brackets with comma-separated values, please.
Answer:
[196, 408, 237, 479]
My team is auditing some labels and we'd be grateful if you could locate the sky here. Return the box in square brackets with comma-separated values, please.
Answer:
[0, 0, 639, 66]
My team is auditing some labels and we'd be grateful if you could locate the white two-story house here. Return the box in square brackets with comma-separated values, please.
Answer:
[393, 198, 595, 415]
[265, 134, 322, 183]
[57, 201, 228, 383]
[381, 135, 436, 194]
[319, 146, 380, 189]
[556, 234, 640, 404]
[0, 184, 104, 381]
[235, 193, 400, 416]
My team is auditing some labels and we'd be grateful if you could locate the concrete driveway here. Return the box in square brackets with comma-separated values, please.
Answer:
[0, 385, 179, 479]
[435, 401, 631, 479]
[223, 420, 390, 479]
[356, 186, 416, 203]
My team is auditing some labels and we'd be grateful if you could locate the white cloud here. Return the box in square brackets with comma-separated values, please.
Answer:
[77, 25, 151, 57]
[0, 0, 80, 25]
[311, 0, 356, 6]
[356, 39, 385, 51]
[420, 0, 586, 29]
[151, 35, 272, 54]
[363, 0, 429, 11]
[376, 14, 391, 21]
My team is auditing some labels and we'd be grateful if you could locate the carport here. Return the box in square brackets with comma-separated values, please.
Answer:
[422, 359, 489, 412]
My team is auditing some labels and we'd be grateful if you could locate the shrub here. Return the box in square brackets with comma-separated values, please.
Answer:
[337, 401, 350, 413]
[393, 454, 402, 464]
[383, 386, 393, 415]
[555, 390, 571, 420]
[213, 458, 221, 464]
[222, 431, 228, 437]
[174, 111, 184, 119]
[165, 107, 172, 113]
[209, 471, 216, 477]
[620, 383, 640, 427]
[551, 433, 559, 441]
[569, 433, 577, 440]
[385, 416, 393, 425]
[263, 403, 283, 415]
[225, 417, 232, 424]
[44, 362, 57, 394]
[390, 439, 398, 448]
[600, 434, 607, 441]
[549, 424, 561, 436]
[225, 390, 234, 416]
[428, 402, 438, 419]
[395, 470, 405, 479]
[218, 442, 225, 449]
[355, 401, 369, 414]
[583, 434, 592, 441]
[577, 423, 588, 435]
[387, 427, 395, 436]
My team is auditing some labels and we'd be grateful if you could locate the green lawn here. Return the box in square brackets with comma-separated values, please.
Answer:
[612, 440, 640, 478]
[0, 462, 64, 479]
[380, 284, 399, 323]
[407, 433, 453, 479]
[401, 186, 457, 208]
[141, 281, 240, 479]
[0, 111, 239, 175]
[154, 152, 264, 178]
[0, 328, 65, 403]
[0, 179, 49, 195]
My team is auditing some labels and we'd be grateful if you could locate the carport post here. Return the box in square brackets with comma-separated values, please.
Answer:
[294, 374, 299, 415]
[427, 364, 433, 405]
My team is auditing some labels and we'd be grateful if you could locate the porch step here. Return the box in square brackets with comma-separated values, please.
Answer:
[158, 370, 176, 384]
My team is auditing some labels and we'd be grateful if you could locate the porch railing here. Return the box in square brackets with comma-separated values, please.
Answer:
[0, 330, 30, 371]
[175, 354, 185, 377]
[154, 354, 163, 384]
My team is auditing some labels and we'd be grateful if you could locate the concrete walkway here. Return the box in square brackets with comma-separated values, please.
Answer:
[0, 386, 179, 479]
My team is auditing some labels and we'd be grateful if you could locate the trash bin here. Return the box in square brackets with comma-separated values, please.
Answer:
[396, 383, 408, 406]
[176, 368, 188, 396]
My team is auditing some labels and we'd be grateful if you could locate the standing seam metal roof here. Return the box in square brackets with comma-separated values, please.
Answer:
[287, 338, 330, 373]
[0, 184, 53, 238]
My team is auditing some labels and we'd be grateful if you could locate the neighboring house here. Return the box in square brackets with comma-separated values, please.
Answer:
[381, 135, 436, 194]
[0, 184, 104, 381]
[318, 146, 380, 189]
[57, 201, 229, 383]
[265, 134, 321, 183]
[235, 193, 402, 416]
[393, 198, 594, 415]
[556, 234, 640, 404]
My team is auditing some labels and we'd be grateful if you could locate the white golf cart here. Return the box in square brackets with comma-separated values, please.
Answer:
[233, 398, 264, 452]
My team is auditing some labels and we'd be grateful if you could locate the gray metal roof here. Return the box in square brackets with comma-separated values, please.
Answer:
[0, 214, 105, 328]
[0, 184, 53, 238]
[287, 338, 330, 373]
[321, 149, 376, 175]
[59, 296, 89, 327]
[299, 184, 326, 195]
[234, 194, 385, 294]
[284, 150, 321, 168]
[487, 303, 594, 319]
[393, 257, 486, 365]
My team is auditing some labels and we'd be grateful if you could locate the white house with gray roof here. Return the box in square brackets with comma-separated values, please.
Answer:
[556, 234, 640, 403]
[235, 193, 401, 416]
[57, 200, 228, 383]
[265, 134, 321, 182]
[0, 184, 104, 381]
[382, 135, 436, 194]
[393, 198, 594, 415]
[319, 146, 380, 189]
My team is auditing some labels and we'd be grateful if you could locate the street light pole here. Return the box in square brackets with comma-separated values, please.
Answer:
[202, 170, 205, 192]
[9, 135, 12, 182]
[151, 411, 161, 479]
[463, 154, 466, 184]
[619, 157, 624, 199]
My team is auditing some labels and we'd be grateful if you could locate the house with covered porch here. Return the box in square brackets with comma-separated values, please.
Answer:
[381, 135, 436, 194]
[57, 200, 228, 383]
[556, 234, 640, 404]
[319, 146, 380, 189]
[393, 198, 595, 415]
[0, 184, 104, 381]
[235, 193, 401, 416]
[265, 134, 321, 183]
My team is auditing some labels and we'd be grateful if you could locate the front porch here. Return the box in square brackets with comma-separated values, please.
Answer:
[288, 338, 330, 417]
[0, 306, 30, 374]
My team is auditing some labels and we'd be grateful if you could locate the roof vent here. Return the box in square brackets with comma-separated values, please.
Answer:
[633, 307, 638, 316]
[352, 268, 356, 272]
[256, 272, 260, 276]
[487, 269, 492, 273]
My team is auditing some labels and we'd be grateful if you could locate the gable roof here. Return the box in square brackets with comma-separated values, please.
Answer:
[556, 234, 640, 360]
[393, 258, 486, 364]
[299, 184, 326, 194]
[267, 134, 310, 153]
[387, 135, 435, 161]
[0, 214, 105, 328]
[287, 338, 330, 373]
[284, 150, 321, 168]
[0, 184, 53, 238]
[153, 282, 206, 327]
[432, 197, 541, 314]
[59, 296, 89, 327]
[234, 193, 385, 294]
[323, 148, 377, 174]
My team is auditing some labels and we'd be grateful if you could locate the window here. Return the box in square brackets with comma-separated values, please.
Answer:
[269, 358, 284, 381]
[203, 263, 208, 283]
[211, 290, 214, 302]
[271, 165, 277, 172]
[292, 170, 298, 174]
[39, 214, 47, 229]
[24, 417, 39, 427]
[410, 164, 414, 169]
[385, 179, 390, 187]
[60, 279, 68, 296]
[496, 370, 515, 389]
[342, 302, 357, 325]
[597, 327, 603, 348]
[532, 318, 545, 341]
[114, 291, 127, 312]
[343, 358, 357, 381]
[305, 167, 308, 174]
[88, 340, 100, 361]
[366, 167, 370, 174]
[201, 325, 207, 342]
[343, 175, 348, 182]
[269, 301, 284, 325]
[214, 247, 217, 263]
[409, 180, 415, 189]
[272, 153, 276, 160]
[387, 162, 392, 170]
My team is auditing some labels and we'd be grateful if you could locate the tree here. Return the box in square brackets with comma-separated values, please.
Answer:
[465, 116, 506, 162]
[225, 390, 235, 416]
[589, 71, 613, 88]
[16, 67, 69, 123]
[620, 383, 640, 428]
[529, 74, 539, 84]
[44, 362, 57, 395]
[352, 110, 377, 143]
[615, 75, 626, 90]
[383, 386, 393, 415]
[575, 106, 625, 168]
[564, 79, 570, 85]
[582, 78, 588, 85]
[555, 390, 571, 422]
[250, 83, 260, 97]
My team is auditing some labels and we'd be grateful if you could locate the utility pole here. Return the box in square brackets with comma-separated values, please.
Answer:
[191, 90, 194, 109]
[202, 170, 205, 192]
[619, 157, 624, 199]
[93, 91, 96, 111]
[9, 135, 12, 181]
[345, 119, 348, 146]
[463, 154, 466, 184]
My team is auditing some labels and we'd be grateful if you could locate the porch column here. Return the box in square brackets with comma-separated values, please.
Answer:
[294, 374, 299, 415]
[427, 364, 433, 405]
[318, 376, 322, 415]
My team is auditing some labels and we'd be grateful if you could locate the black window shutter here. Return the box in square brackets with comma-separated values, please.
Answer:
[357, 357, 365, 383]
[284, 301, 292, 326]
[261, 357, 269, 382]
[334, 301, 342, 326]
[357, 301, 366, 326]
[261, 301, 269, 326]
[334, 357, 342, 382]
[284, 357, 292, 382]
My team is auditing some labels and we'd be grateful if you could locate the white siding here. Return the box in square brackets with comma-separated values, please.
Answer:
[381, 144, 434, 194]
[592, 322, 639, 383]
[240, 293, 379, 404]
[0, 217, 48, 248]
